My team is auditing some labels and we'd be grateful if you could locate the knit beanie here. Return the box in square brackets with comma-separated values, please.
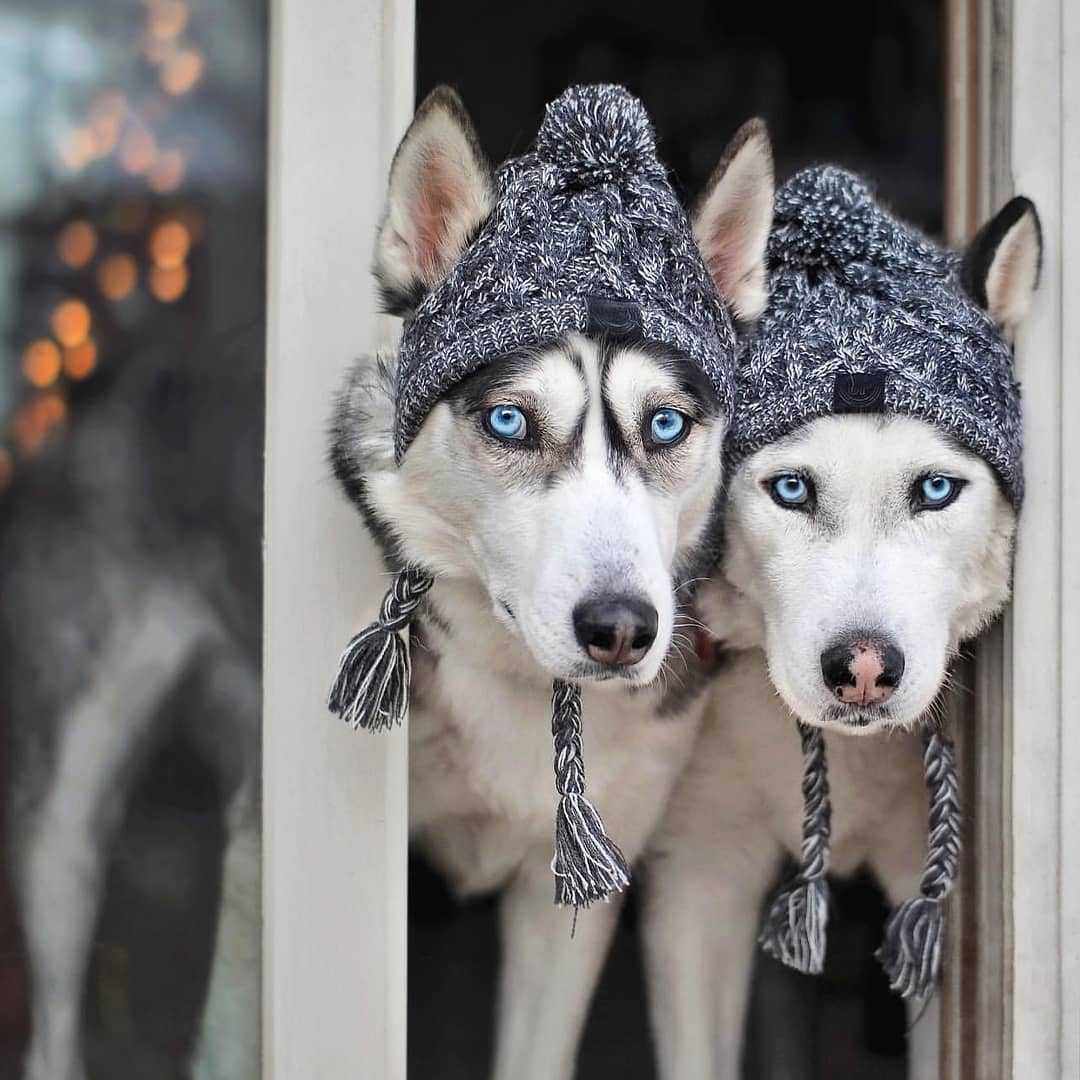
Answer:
[729, 165, 1023, 506]
[328, 85, 737, 910]
[750, 167, 1021, 997]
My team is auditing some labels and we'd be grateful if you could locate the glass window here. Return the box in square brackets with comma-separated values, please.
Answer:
[0, 2, 265, 1076]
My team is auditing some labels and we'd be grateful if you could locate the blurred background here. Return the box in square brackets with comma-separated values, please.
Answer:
[0, 0, 945, 1077]
[411, 1, 944, 1077]
[0, 0, 265, 1076]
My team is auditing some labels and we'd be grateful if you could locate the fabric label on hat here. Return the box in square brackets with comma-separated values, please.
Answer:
[586, 295, 643, 340]
[833, 372, 887, 414]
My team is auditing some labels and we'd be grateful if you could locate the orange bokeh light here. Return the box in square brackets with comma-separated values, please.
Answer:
[149, 220, 191, 269]
[161, 49, 204, 96]
[149, 263, 189, 303]
[148, 149, 186, 194]
[22, 340, 62, 388]
[121, 129, 157, 175]
[0, 448, 12, 492]
[50, 300, 92, 348]
[12, 395, 66, 455]
[59, 127, 99, 172]
[64, 339, 98, 381]
[57, 221, 97, 269]
[98, 254, 138, 301]
[148, 0, 189, 41]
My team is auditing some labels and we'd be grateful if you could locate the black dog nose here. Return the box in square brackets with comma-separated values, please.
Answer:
[820, 635, 905, 706]
[573, 595, 658, 667]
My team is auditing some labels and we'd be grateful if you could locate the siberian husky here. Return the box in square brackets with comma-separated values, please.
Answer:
[1, 344, 263, 1080]
[643, 195, 1042, 1078]
[329, 87, 774, 1079]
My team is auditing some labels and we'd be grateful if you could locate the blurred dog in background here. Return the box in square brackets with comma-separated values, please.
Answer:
[1, 332, 262, 1080]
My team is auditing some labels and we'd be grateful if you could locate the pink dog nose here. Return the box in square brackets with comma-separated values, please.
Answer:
[820, 637, 905, 706]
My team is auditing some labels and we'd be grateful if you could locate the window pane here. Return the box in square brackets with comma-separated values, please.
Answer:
[0, 2, 266, 1076]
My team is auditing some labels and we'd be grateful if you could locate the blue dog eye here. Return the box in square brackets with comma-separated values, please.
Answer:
[771, 473, 810, 507]
[649, 408, 687, 445]
[487, 404, 527, 441]
[918, 474, 958, 507]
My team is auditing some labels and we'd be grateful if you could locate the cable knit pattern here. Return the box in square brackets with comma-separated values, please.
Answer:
[393, 84, 736, 460]
[728, 166, 1024, 506]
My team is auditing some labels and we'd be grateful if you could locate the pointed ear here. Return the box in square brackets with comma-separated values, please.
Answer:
[961, 196, 1042, 333]
[374, 86, 494, 316]
[692, 118, 774, 322]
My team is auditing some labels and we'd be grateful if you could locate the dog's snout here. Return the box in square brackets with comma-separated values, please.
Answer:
[573, 595, 658, 668]
[820, 636, 905, 706]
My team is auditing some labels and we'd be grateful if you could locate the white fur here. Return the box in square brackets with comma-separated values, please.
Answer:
[983, 206, 1041, 332]
[722, 415, 1015, 734]
[692, 118, 774, 322]
[353, 337, 726, 1078]
[643, 414, 1018, 1077]
[375, 87, 493, 297]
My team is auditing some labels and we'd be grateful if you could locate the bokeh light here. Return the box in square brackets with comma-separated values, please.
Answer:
[149, 264, 189, 303]
[22, 340, 62, 388]
[50, 299, 92, 348]
[161, 49, 204, 96]
[59, 127, 99, 172]
[98, 254, 138, 301]
[12, 394, 66, 455]
[148, 150, 186, 194]
[149, 0, 190, 41]
[149, 220, 191, 268]
[120, 128, 158, 175]
[64, 339, 99, 381]
[57, 221, 98, 269]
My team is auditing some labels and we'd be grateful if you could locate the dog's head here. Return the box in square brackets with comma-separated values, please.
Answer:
[709, 195, 1041, 733]
[333, 87, 773, 686]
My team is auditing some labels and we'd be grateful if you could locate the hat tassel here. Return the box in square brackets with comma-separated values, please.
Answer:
[877, 726, 960, 998]
[759, 722, 832, 974]
[550, 680, 631, 908]
[327, 566, 434, 732]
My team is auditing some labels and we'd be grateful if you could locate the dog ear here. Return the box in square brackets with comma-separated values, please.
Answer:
[374, 86, 493, 317]
[692, 118, 774, 323]
[961, 196, 1042, 333]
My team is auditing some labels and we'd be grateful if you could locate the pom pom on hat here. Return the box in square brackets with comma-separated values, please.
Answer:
[533, 84, 666, 187]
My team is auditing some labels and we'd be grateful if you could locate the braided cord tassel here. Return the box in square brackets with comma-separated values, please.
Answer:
[877, 726, 960, 998]
[759, 722, 832, 974]
[550, 680, 631, 908]
[327, 567, 434, 732]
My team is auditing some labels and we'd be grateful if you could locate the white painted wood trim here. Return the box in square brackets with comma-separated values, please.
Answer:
[264, 2, 414, 1076]
[1004, 0, 1078, 1075]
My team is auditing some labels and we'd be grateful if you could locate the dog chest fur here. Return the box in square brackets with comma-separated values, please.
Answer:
[408, 581, 704, 898]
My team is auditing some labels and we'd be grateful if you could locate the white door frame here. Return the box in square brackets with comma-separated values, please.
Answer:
[944, 1, 1080, 1077]
[1006, 0, 1080, 1076]
[264, 1, 414, 1076]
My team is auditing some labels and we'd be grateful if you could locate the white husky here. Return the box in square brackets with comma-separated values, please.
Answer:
[330, 87, 774, 1079]
[643, 197, 1042, 1078]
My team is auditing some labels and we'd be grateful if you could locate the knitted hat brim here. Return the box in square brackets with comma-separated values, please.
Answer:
[394, 300, 734, 461]
[726, 375, 1023, 508]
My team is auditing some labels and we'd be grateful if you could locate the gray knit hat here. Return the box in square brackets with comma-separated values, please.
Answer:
[330, 85, 739, 912]
[729, 165, 1024, 506]
[393, 83, 736, 460]
[750, 167, 1029, 998]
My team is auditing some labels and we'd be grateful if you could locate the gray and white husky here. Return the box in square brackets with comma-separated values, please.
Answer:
[643, 197, 1042, 1078]
[330, 87, 773, 1079]
[1, 346, 263, 1080]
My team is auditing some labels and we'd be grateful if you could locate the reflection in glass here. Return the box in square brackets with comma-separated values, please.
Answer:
[0, 2, 266, 1076]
